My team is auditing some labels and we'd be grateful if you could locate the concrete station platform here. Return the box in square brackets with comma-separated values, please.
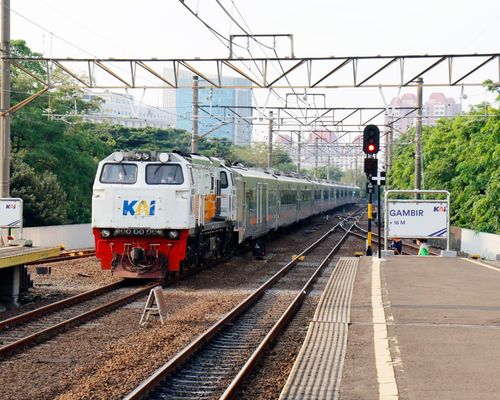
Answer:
[0, 245, 61, 307]
[283, 255, 500, 400]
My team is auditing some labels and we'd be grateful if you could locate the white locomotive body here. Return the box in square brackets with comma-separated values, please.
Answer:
[92, 150, 359, 278]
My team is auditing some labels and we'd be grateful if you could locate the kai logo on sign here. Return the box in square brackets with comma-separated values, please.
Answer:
[5, 203, 16, 209]
[123, 200, 156, 216]
[433, 205, 447, 212]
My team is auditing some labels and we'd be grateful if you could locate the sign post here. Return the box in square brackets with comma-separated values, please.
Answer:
[370, 171, 386, 258]
[384, 190, 451, 254]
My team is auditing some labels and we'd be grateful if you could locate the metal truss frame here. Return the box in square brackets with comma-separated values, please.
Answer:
[197, 105, 418, 129]
[8, 53, 499, 89]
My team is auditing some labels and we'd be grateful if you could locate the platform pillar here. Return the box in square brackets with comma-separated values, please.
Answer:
[0, 265, 21, 307]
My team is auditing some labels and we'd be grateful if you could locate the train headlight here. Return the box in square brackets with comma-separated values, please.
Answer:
[101, 229, 112, 238]
[141, 152, 150, 161]
[167, 230, 179, 239]
[158, 152, 169, 163]
[113, 152, 124, 162]
[134, 152, 142, 160]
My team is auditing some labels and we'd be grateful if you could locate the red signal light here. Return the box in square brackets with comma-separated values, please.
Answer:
[363, 125, 380, 154]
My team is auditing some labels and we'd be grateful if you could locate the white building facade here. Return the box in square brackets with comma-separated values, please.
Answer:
[83, 91, 176, 129]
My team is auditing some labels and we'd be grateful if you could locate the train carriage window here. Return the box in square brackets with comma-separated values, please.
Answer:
[220, 171, 229, 189]
[146, 164, 184, 185]
[100, 163, 137, 184]
[247, 189, 256, 209]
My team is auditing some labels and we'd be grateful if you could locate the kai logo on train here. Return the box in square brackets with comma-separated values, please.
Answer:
[122, 200, 156, 216]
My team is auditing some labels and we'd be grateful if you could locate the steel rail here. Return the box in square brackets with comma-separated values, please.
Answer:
[220, 219, 356, 399]
[352, 224, 439, 255]
[124, 208, 363, 400]
[0, 280, 123, 330]
[0, 282, 156, 357]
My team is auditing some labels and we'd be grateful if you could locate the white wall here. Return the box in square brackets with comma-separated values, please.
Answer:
[460, 228, 500, 260]
[22, 224, 94, 250]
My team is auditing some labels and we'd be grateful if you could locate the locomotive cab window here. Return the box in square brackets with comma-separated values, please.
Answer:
[220, 171, 229, 189]
[146, 164, 184, 185]
[100, 163, 137, 184]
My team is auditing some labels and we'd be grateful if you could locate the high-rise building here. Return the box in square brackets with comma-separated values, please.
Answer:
[424, 93, 461, 126]
[163, 70, 253, 145]
[386, 92, 462, 135]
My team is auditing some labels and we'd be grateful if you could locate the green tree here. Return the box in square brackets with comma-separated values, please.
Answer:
[9, 40, 113, 225]
[389, 107, 499, 233]
[10, 157, 68, 226]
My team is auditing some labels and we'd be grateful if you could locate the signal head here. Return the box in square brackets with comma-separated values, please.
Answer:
[363, 124, 380, 154]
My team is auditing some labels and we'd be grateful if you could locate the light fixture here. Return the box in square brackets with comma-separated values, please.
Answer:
[113, 152, 124, 162]
[101, 229, 112, 238]
[158, 152, 169, 163]
[168, 230, 179, 239]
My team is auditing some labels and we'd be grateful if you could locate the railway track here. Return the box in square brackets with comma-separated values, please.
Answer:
[124, 209, 363, 400]
[0, 280, 156, 358]
[351, 224, 440, 255]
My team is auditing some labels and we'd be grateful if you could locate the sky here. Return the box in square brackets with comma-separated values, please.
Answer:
[9, 0, 500, 140]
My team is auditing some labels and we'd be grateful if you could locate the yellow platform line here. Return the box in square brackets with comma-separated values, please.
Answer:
[0, 247, 62, 269]
[461, 257, 500, 272]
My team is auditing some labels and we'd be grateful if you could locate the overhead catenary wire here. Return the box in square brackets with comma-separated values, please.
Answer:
[179, 0, 340, 165]
[6, 3, 203, 125]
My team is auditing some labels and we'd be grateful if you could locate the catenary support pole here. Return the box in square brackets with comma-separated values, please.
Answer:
[296, 131, 301, 174]
[415, 77, 423, 198]
[191, 75, 199, 153]
[267, 111, 273, 168]
[0, 0, 10, 197]
[314, 137, 318, 178]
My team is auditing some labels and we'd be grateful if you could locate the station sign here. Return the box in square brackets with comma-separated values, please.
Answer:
[0, 198, 23, 229]
[387, 200, 448, 238]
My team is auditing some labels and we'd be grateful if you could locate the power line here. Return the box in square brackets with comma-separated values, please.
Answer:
[3, 3, 97, 58]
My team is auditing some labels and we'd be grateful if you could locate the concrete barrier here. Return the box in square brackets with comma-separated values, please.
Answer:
[458, 228, 500, 261]
[22, 224, 94, 250]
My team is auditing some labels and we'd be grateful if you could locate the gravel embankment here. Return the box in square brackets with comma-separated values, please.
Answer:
[0, 212, 351, 400]
[237, 234, 364, 399]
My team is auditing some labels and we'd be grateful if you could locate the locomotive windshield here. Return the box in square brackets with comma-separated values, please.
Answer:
[100, 163, 137, 184]
[146, 164, 184, 185]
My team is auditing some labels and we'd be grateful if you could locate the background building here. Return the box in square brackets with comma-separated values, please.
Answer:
[163, 70, 253, 145]
[387, 92, 462, 135]
[84, 91, 175, 129]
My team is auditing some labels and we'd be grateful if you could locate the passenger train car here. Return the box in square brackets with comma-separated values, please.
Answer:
[92, 151, 360, 279]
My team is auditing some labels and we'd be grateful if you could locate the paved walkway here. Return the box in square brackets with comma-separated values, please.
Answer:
[342, 256, 500, 400]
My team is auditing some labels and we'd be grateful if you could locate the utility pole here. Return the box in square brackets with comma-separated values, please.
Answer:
[0, 0, 10, 197]
[415, 77, 423, 197]
[191, 75, 199, 153]
[267, 111, 273, 168]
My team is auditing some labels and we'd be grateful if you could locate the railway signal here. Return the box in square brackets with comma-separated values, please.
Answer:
[363, 125, 380, 154]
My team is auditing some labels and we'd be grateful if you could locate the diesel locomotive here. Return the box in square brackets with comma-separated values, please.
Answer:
[92, 150, 360, 278]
